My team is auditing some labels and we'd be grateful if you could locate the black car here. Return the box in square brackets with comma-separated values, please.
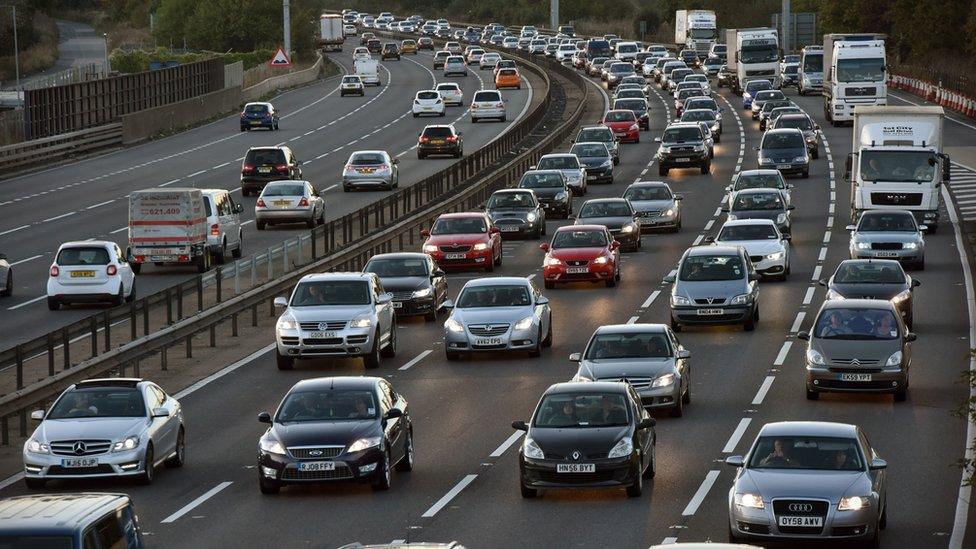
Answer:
[724, 188, 794, 234]
[518, 170, 572, 218]
[820, 259, 920, 328]
[570, 142, 614, 184]
[678, 49, 699, 67]
[575, 198, 641, 251]
[418, 124, 463, 159]
[257, 377, 413, 494]
[364, 252, 447, 321]
[757, 99, 794, 130]
[756, 128, 810, 178]
[612, 98, 650, 131]
[367, 39, 382, 53]
[513, 381, 656, 498]
[381, 43, 400, 60]
[484, 188, 547, 238]
[240, 102, 279, 131]
[716, 64, 733, 88]
[655, 123, 710, 176]
[240, 146, 303, 196]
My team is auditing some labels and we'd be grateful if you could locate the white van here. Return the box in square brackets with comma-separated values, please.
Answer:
[201, 189, 244, 264]
[355, 58, 381, 86]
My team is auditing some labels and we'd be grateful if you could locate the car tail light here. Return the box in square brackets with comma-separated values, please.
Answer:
[276, 164, 289, 173]
[107, 265, 118, 276]
[50, 266, 59, 277]
[446, 136, 457, 142]
[419, 136, 430, 143]
[495, 102, 504, 108]
[211, 223, 220, 236]
[298, 197, 310, 207]
[242, 164, 255, 173]
[378, 164, 389, 170]
[256, 198, 266, 207]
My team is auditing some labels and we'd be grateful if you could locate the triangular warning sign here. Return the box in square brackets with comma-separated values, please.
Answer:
[269, 47, 291, 67]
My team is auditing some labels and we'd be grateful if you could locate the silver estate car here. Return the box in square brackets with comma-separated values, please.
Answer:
[847, 209, 926, 270]
[571, 324, 691, 417]
[0, 252, 9, 297]
[24, 378, 185, 488]
[726, 421, 888, 546]
[443, 277, 552, 360]
[273, 272, 397, 370]
[798, 299, 914, 401]
[255, 180, 325, 230]
[622, 181, 683, 233]
[342, 150, 399, 191]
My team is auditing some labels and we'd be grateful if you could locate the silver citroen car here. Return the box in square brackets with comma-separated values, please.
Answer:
[726, 421, 888, 547]
[443, 277, 552, 360]
[23, 378, 185, 488]
[848, 209, 926, 270]
[570, 323, 691, 416]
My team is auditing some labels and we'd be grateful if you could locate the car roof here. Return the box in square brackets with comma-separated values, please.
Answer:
[763, 128, 803, 136]
[758, 421, 857, 439]
[583, 197, 628, 204]
[75, 378, 143, 389]
[777, 113, 812, 121]
[628, 180, 669, 189]
[351, 150, 389, 156]
[546, 381, 628, 395]
[687, 245, 740, 257]
[721, 218, 777, 228]
[244, 102, 272, 108]
[835, 258, 903, 270]
[297, 272, 374, 283]
[492, 188, 534, 195]
[437, 212, 485, 219]
[540, 153, 576, 158]
[819, 298, 898, 311]
[594, 323, 667, 334]
[735, 187, 782, 195]
[461, 276, 531, 287]
[556, 224, 606, 232]
[522, 169, 564, 176]
[58, 240, 115, 249]
[0, 493, 132, 533]
[367, 252, 429, 261]
[737, 169, 782, 177]
[860, 208, 915, 217]
[291, 376, 381, 392]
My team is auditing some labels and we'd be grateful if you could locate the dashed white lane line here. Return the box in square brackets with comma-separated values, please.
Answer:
[818, 247, 828, 262]
[398, 349, 433, 371]
[489, 431, 524, 458]
[86, 199, 115, 210]
[682, 470, 720, 516]
[811, 265, 822, 281]
[10, 254, 42, 266]
[241, 220, 254, 227]
[160, 178, 181, 187]
[7, 295, 49, 310]
[160, 481, 233, 523]
[803, 286, 816, 305]
[773, 341, 793, 367]
[212, 162, 230, 170]
[703, 219, 714, 231]
[723, 418, 752, 453]
[752, 376, 776, 405]
[626, 315, 640, 324]
[692, 234, 704, 246]
[186, 170, 206, 178]
[42, 212, 75, 222]
[641, 290, 661, 309]
[789, 312, 806, 333]
[110, 226, 128, 234]
[422, 474, 478, 518]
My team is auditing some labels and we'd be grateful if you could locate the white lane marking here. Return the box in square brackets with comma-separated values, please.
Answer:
[659, 538, 678, 545]
[0, 472, 23, 491]
[891, 91, 976, 131]
[773, 341, 792, 367]
[398, 349, 433, 371]
[173, 344, 275, 399]
[10, 254, 42, 266]
[212, 162, 230, 170]
[160, 481, 233, 523]
[723, 418, 752, 453]
[803, 286, 815, 305]
[752, 376, 775, 405]
[421, 474, 478, 518]
[641, 291, 661, 309]
[682, 470, 720, 516]
[789, 312, 806, 333]
[241, 220, 254, 227]
[6, 295, 46, 310]
[86, 200, 115, 210]
[489, 431, 524, 458]
[818, 247, 828, 261]
[811, 265, 822, 281]
[110, 226, 128, 234]
[42, 212, 75, 222]
[692, 234, 703, 246]
[187, 170, 206, 178]
[713, 207, 722, 217]
[703, 219, 714, 231]
[626, 315, 640, 324]
[322, 184, 338, 192]
[822, 231, 831, 243]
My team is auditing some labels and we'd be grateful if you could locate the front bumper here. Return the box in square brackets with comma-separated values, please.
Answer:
[392, 297, 437, 316]
[636, 213, 679, 232]
[539, 199, 571, 215]
[611, 128, 639, 142]
[583, 165, 614, 183]
[634, 383, 682, 409]
[428, 249, 493, 269]
[494, 219, 543, 237]
[751, 255, 788, 276]
[730, 500, 878, 542]
[444, 325, 539, 352]
[544, 261, 615, 284]
[259, 447, 384, 485]
[520, 454, 638, 488]
[276, 327, 376, 358]
[658, 151, 709, 169]
[671, 303, 753, 325]
[24, 447, 146, 480]
[831, 98, 886, 122]
[806, 364, 907, 394]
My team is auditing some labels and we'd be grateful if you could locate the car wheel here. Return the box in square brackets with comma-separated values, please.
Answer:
[165, 427, 186, 468]
[806, 387, 820, 400]
[894, 381, 908, 402]
[613, 156, 619, 166]
[700, 162, 710, 175]
[131, 262, 141, 275]
[542, 321, 553, 348]
[47, 296, 60, 311]
[232, 235, 243, 259]
[364, 332, 382, 369]
[625, 458, 643, 497]
[113, 285, 125, 307]
[372, 449, 392, 491]
[670, 389, 684, 417]
[520, 479, 538, 498]
[728, 524, 740, 542]
[714, 133, 721, 143]
[670, 315, 682, 332]
[24, 477, 46, 489]
[396, 429, 414, 472]
[196, 251, 211, 273]
[276, 352, 294, 370]
[544, 280, 555, 289]
[812, 148, 819, 159]
[529, 328, 542, 358]
[256, 220, 266, 230]
[135, 444, 154, 485]
[744, 306, 758, 331]
[446, 350, 462, 361]
[1, 271, 12, 297]
[659, 165, 668, 177]
[880, 502, 888, 529]
[259, 476, 281, 495]
[412, 113, 419, 118]
[381, 324, 397, 358]
[802, 168, 810, 179]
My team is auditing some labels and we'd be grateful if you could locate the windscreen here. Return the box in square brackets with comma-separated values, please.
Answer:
[577, 128, 611, 143]
[364, 258, 428, 277]
[0, 538, 73, 549]
[677, 89, 705, 100]
[735, 172, 785, 190]
[533, 393, 630, 428]
[624, 186, 671, 201]
[605, 111, 636, 122]
[814, 307, 899, 339]
[662, 126, 702, 142]
[748, 436, 864, 470]
[615, 100, 646, 112]
[755, 90, 785, 102]
[690, 28, 717, 40]
[775, 115, 812, 131]
[833, 261, 905, 284]
[277, 390, 379, 422]
[571, 143, 608, 158]
[579, 201, 631, 218]
[733, 192, 783, 211]
[551, 229, 607, 249]
[679, 255, 745, 281]
[718, 224, 778, 241]
[761, 132, 804, 149]
[610, 63, 635, 74]
[538, 156, 579, 170]
[670, 69, 692, 80]
[681, 110, 715, 123]
[616, 90, 645, 99]
[456, 284, 531, 308]
[431, 217, 487, 234]
[617, 43, 638, 53]
[488, 192, 534, 209]
[837, 58, 885, 82]
[56, 247, 110, 266]
[291, 280, 370, 306]
[262, 183, 306, 197]
[802, 53, 823, 72]
[520, 172, 564, 189]
[856, 212, 917, 232]
[740, 44, 778, 63]
[685, 99, 718, 111]
[585, 332, 671, 359]
[859, 151, 937, 182]
[762, 100, 793, 113]
[48, 387, 145, 419]
[744, 80, 772, 94]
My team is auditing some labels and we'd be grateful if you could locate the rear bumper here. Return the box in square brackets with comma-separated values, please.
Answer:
[255, 209, 315, 222]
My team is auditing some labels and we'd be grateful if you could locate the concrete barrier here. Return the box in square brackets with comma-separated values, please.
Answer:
[120, 85, 243, 145]
[242, 54, 324, 102]
[224, 61, 243, 89]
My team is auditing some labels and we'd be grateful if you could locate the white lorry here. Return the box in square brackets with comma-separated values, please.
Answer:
[847, 106, 950, 231]
[797, 44, 824, 96]
[355, 58, 380, 86]
[128, 188, 211, 273]
[318, 14, 344, 52]
[675, 10, 717, 54]
[823, 33, 887, 125]
[725, 27, 781, 95]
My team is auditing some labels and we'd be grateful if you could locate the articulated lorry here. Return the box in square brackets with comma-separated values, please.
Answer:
[725, 27, 780, 94]
[847, 106, 950, 231]
[823, 33, 887, 125]
[675, 10, 717, 54]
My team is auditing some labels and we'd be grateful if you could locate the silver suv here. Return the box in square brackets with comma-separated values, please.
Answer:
[665, 245, 760, 331]
[24, 378, 185, 488]
[274, 272, 396, 370]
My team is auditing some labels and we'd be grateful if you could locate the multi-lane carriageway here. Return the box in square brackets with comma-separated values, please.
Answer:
[2, 41, 976, 548]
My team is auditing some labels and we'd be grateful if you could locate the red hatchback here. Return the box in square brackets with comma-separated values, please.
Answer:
[602, 109, 640, 143]
[540, 225, 620, 288]
[422, 213, 502, 271]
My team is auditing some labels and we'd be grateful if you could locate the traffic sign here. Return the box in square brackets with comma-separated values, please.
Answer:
[269, 47, 292, 67]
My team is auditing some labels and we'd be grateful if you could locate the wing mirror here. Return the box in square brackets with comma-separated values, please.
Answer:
[569, 352, 581, 362]
[818, 279, 828, 286]
[536, 295, 549, 305]
[490, 227, 501, 235]
[442, 299, 455, 309]
[384, 408, 404, 420]
[725, 455, 745, 467]
[781, 233, 792, 241]
[152, 407, 170, 418]
[638, 417, 656, 429]
[421, 229, 431, 237]
[797, 331, 810, 341]
[433, 268, 446, 278]
[904, 332, 917, 342]
[235, 204, 245, 214]
[393, 159, 399, 165]
[273, 297, 288, 308]
[870, 458, 888, 470]
[30, 410, 44, 421]
[845, 225, 857, 231]
[663, 273, 676, 284]
[653, 137, 662, 143]
[674, 194, 684, 201]
[539, 243, 550, 252]
[677, 349, 691, 359]
[610, 240, 621, 250]
[787, 205, 796, 211]
[512, 420, 528, 431]
[258, 411, 272, 423]
[911, 278, 921, 288]
[702, 236, 715, 244]
[748, 272, 759, 282]
[376, 293, 393, 304]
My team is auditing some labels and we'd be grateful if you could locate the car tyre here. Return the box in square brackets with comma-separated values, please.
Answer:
[424, 308, 437, 322]
[714, 133, 721, 143]
[670, 316, 681, 332]
[669, 391, 684, 417]
[396, 429, 415, 472]
[542, 321, 553, 348]
[259, 476, 281, 495]
[135, 444, 154, 485]
[529, 329, 542, 358]
[744, 307, 757, 331]
[544, 280, 555, 289]
[894, 383, 908, 402]
[364, 333, 382, 369]
[47, 296, 60, 311]
[1, 271, 12, 297]
[24, 477, 46, 489]
[880, 502, 887, 529]
[700, 162, 711, 175]
[131, 262, 141, 274]
[520, 480, 538, 498]
[802, 168, 810, 178]
[256, 220, 267, 230]
[381, 325, 397, 358]
[276, 352, 294, 370]
[812, 148, 819, 159]
[806, 387, 820, 400]
[232, 235, 243, 259]
[164, 427, 186, 468]
[625, 459, 643, 497]
[113, 285, 125, 307]
[659, 165, 668, 177]
[446, 350, 461, 361]
[372, 449, 392, 491]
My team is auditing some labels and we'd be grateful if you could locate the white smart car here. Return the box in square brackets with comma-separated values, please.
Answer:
[47, 241, 136, 310]
[412, 89, 446, 117]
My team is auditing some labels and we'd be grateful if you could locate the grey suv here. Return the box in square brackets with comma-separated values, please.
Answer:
[665, 246, 760, 331]
[656, 123, 711, 176]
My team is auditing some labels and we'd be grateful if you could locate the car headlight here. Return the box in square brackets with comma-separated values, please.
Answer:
[26, 438, 49, 454]
[347, 436, 382, 453]
[759, 157, 773, 164]
[260, 436, 286, 455]
[113, 435, 140, 452]
[554, 191, 568, 200]
[776, 213, 787, 225]
[711, 123, 720, 131]
[793, 156, 808, 162]
[629, 124, 639, 131]
[856, 242, 871, 250]
[652, 373, 676, 388]
[472, 242, 489, 251]
[886, 351, 903, 367]
[526, 212, 538, 222]
[424, 244, 439, 253]
[891, 289, 911, 303]
[766, 251, 785, 260]
[276, 317, 298, 331]
[672, 294, 690, 306]
[734, 492, 765, 509]
[903, 242, 918, 250]
[444, 317, 465, 333]
[620, 224, 635, 234]
[514, 316, 535, 331]
[592, 255, 609, 265]
[838, 495, 872, 511]
[607, 437, 634, 459]
[412, 287, 433, 298]
[523, 437, 545, 459]
[806, 136, 817, 144]
[806, 349, 826, 366]
[730, 293, 751, 305]
[743, 93, 752, 100]
[350, 315, 372, 329]
[663, 208, 675, 218]
[658, 146, 671, 155]
[826, 289, 844, 300]
[693, 144, 705, 152]
[544, 256, 562, 266]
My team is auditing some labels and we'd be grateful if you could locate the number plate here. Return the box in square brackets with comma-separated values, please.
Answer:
[258, 167, 272, 173]
[840, 373, 872, 382]
[273, 200, 291, 206]
[298, 461, 336, 472]
[62, 457, 98, 468]
[556, 463, 595, 473]
[697, 308, 724, 315]
[874, 251, 899, 258]
[475, 337, 503, 346]
[778, 516, 823, 528]
[566, 267, 588, 274]
[675, 157, 691, 162]
[358, 168, 375, 173]
[432, 140, 445, 145]
[149, 255, 176, 262]
[500, 226, 520, 232]
[307, 331, 338, 339]
[250, 120, 262, 125]
[587, 175, 597, 180]
[640, 219, 656, 225]
[445, 253, 467, 259]
[777, 164, 791, 169]
[392, 301, 403, 309]
[70, 271, 95, 278]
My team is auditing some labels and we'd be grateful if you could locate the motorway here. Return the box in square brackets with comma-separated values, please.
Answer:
[0, 44, 537, 349]
[3, 44, 976, 548]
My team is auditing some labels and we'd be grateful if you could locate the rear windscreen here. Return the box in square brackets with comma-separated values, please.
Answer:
[246, 149, 285, 165]
[57, 247, 110, 266]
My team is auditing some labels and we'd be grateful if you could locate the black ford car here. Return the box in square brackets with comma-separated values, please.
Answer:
[514, 381, 656, 498]
[364, 252, 447, 321]
[518, 170, 573, 219]
[257, 377, 413, 494]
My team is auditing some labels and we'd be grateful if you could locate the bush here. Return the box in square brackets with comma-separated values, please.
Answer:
[109, 47, 280, 74]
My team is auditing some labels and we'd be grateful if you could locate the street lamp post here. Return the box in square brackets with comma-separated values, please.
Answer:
[102, 33, 110, 75]
[10, 5, 19, 88]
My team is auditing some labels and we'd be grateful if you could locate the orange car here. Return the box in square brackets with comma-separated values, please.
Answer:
[495, 68, 521, 89]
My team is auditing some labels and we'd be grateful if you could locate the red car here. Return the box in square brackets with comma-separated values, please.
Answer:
[422, 212, 503, 272]
[540, 225, 620, 288]
[601, 109, 640, 143]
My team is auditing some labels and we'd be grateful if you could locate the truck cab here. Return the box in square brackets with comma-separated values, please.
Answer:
[727, 28, 780, 94]
[824, 34, 887, 125]
[676, 10, 717, 54]
[798, 45, 824, 96]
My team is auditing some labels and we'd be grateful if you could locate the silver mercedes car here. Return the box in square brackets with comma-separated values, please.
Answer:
[23, 378, 185, 488]
[622, 181, 683, 233]
[726, 421, 888, 546]
[848, 209, 925, 270]
[443, 277, 552, 360]
[570, 323, 691, 417]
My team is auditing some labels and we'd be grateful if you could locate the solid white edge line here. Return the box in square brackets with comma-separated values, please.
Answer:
[421, 474, 478, 518]
[399, 349, 433, 371]
[0, 472, 24, 492]
[489, 431, 524, 458]
[160, 481, 233, 523]
[773, 341, 793, 367]
[6, 295, 46, 310]
[173, 344, 274, 400]
[723, 418, 752, 453]
[682, 470, 720, 516]
[752, 376, 776, 406]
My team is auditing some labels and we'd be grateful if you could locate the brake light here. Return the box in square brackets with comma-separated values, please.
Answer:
[107, 265, 118, 276]
[419, 137, 430, 143]
[446, 136, 457, 142]
[243, 164, 255, 173]
[378, 164, 389, 170]
[298, 197, 310, 207]
[211, 223, 220, 236]
[256, 198, 266, 207]
[495, 102, 504, 108]
[50, 266, 59, 277]
[276, 164, 289, 173]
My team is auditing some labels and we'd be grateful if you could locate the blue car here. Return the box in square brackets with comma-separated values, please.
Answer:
[741, 79, 773, 110]
[240, 102, 279, 131]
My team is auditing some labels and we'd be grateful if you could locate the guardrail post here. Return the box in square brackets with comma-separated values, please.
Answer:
[161, 346, 167, 371]
[176, 284, 184, 320]
[235, 262, 240, 295]
[103, 311, 111, 352]
[268, 247, 274, 279]
[197, 276, 204, 312]
[252, 303, 258, 326]
[209, 324, 216, 347]
[216, 266, 223, 303]
[142, 298, 149, 337]
[232, 312, 239, 337]
[251, 256, 257, 289]
[90, 317, 98, 358]
[166, 289, 173, 325]
[1, 416, 7, 446]
[282, 242, 289, 273]
[129, 301, 137, 340]
[133, 357, 140, 377]
[311, 228, 318, 260]
[185, 335, 192, 358]
[15, 344, 23, 390]
[62, 326, 70, 370]
[19, 411, 25, 438]
[297, 235, 303, 265]
[47, 333, 55, 376]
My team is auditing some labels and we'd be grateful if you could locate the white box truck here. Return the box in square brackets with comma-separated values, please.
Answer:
[319, 14, 344, 52]
[128, 189, 211, 273]
[847, 106, 950, 231]
[355, 58, 380, 86]
[726, 27, 780, 94]
[823, 34, 887, 125]
[675, 10, 717, 54]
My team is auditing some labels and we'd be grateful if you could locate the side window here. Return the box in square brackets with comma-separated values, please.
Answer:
[83, 529, 99, 549]
[380, 381, 396, 405]
[119, 505, 140, 548]
[858, 429, 874, 460]
[152, 385, 167, 405]
[115, 246, 127, 264]
[378, 385, 393, 411]
[145, 387, 162, 410]
[94, 512, 126, 549]
[226, 195, 239, 215]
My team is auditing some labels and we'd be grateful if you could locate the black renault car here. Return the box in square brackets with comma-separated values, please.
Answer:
[518, 170, 572, 219]
[240, 146, 303, 196]
[257, 377, 413, 494]
[820, 258, 920, 329]
[364, 252, 447, 321]
[417, 125, 463, 159]
[514, 381, 656, 498]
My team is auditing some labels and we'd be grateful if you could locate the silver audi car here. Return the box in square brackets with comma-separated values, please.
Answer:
[726, 421, 888, 546]
[23, 378, 185, 488]
[848, 209, 925, 270]
[443, 277, 552, 360]
[570, 323, 691, 417]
